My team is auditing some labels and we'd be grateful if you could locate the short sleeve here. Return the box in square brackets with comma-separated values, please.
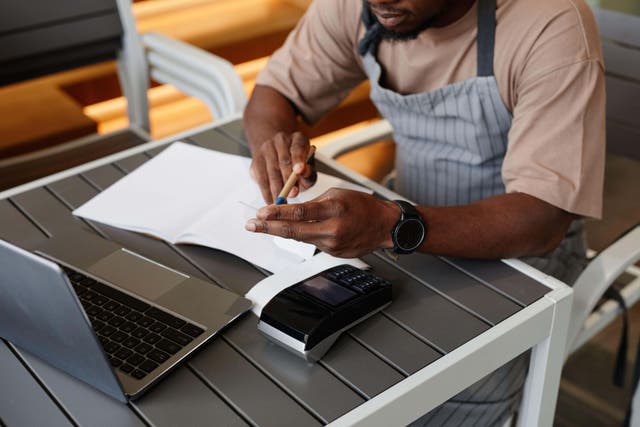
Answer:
[503, 59, 605, 218]
[254, 0, 367, 124]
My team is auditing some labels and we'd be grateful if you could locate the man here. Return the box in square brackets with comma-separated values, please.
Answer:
[243, 0, 605, 424]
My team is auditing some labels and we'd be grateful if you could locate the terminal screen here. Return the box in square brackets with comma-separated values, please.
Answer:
[298, 275, 356, 307]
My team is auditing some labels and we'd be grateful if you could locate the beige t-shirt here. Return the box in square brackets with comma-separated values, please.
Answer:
[256, 0, 605, 218]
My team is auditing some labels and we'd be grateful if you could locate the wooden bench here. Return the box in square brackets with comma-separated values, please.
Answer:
[0, 84, 96, 158]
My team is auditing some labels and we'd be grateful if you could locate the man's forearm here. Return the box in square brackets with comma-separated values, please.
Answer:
[243, 85, 300, 151]
[412, 193, 576, 259]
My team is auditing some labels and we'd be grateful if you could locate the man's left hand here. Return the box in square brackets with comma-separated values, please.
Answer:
[245, 188, 399, 258]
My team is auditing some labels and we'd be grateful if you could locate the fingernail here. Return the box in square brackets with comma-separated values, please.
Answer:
[245, 221, 256, 232]
[293, 163, 304, 174]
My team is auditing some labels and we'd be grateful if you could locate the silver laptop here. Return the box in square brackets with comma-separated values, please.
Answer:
[0, 231, 252, 402]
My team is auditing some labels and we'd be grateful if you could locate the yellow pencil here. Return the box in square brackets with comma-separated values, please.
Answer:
[275, 145, 316, 205]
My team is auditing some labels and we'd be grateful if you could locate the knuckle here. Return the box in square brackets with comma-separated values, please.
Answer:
[331, 200, 346, 216]
[292, 205, 306, 221]
[279, 156, 292, 166]
[280, 223, 297, 240]
[332, 222, 345, 237]
[259, 141, 274, 155]
[274, 132, 290, 147]
[270, 208, 282, 220]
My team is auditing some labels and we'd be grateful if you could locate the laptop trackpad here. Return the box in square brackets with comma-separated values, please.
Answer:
[88, 249, 187, 300]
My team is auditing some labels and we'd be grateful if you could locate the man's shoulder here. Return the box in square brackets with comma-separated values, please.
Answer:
[497, 0, 603, 80]
[500, 0, 593, 21]
[499, 0, 601, 58]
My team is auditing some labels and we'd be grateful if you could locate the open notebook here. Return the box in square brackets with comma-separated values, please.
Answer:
[73, 142, 372, 273]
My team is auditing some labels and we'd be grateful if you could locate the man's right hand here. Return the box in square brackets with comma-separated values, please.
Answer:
[249, 131, 317, 204]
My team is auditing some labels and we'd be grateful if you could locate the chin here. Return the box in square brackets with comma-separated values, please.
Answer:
[376, 17, 432, 42]
[378, 26, 425, 42]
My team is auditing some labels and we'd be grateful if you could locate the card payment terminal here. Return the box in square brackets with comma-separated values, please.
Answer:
[258, 265, 392, 361]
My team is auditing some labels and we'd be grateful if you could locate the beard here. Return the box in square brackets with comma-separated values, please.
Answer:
[370, 9, 434, 42]
[378, 22, 432, 42]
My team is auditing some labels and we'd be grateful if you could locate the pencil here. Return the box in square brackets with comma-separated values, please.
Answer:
[275, 145, 316, 205]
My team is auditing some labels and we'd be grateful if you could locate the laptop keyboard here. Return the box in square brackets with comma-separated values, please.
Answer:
[61, 266, 205, 381]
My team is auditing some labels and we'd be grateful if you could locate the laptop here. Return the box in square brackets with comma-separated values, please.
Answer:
[0, 230, 252, 402]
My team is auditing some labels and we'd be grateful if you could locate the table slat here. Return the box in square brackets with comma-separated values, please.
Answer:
[11, 187, 92, 236]
[349, 314, 442, 376]
[190, 338, 323, 427]
[0, 199, 47, 250]
[364, 254, 490, 353]
[445, 258, 550, 306]
[114, 153, 150, 173]
[191, 123, 247, 149]
[0, 341, 72, 427]
[393, 254, 522, 325]
[20, 350, 146, 427]
[319, 335, 404, 399]
[133, 367, 250, 427]
[224, 316, 365, 423]
[186, 130, 251, 156]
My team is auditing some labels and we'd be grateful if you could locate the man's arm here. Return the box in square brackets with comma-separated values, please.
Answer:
[412, 192, 575, 258]
[245, 188, 576, 259]
[243, 0, 365, 203]
[244, 85, 316, 204]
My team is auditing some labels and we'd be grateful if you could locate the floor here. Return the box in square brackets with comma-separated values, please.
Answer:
[555, 154, 640, 427]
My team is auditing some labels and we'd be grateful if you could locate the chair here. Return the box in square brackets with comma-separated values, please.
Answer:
[316, 4, 640, 425]
[0, 0, 246, 190]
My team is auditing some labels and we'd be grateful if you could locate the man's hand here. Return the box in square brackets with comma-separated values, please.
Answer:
[249, 131, 317, 204]
[244, 85, 319, 204]
[245, 188, 399, 258]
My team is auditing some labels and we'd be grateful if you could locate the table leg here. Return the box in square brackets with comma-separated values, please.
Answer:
[518, 288, 572, 427]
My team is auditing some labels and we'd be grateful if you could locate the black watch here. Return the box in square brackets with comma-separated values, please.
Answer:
[390, 200, 426, 255]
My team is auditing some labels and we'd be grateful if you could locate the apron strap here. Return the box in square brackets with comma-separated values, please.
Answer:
[477, 0, 497, 77]
[357, 0, 382, 55]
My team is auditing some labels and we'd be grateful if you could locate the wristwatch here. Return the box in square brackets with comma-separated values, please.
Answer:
[390, 200, 426, 255]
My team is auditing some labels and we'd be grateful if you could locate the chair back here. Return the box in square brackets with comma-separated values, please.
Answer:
[0, 0, 123, 85]
[0, 0, 149, 130]
[593, 7, 640, 160]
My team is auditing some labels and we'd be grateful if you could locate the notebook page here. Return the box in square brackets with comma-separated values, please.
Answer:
[177, 179, 315, 273]
[73, 142, 250, 242]
[179, 171, 373, 272]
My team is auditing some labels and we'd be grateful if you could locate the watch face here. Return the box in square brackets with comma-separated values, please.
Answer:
[396, 218, 425, 251]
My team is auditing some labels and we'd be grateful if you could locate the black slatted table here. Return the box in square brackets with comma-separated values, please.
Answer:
[0, 118, 572, 427]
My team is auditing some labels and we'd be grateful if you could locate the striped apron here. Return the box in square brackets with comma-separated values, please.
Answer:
[358, 0, 587, 425]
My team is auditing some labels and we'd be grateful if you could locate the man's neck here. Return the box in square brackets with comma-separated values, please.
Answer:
[430, 0, 477, 28]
